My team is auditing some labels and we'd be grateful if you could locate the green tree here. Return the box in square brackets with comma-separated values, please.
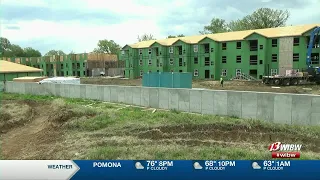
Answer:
[3, 44, 25, 57]
[0, 37, 43, 57]
[167, 34, 185, 38]
[231, 8, 290, 30]
[45, 50, 66, 56]
[200, 8, 290, 34]
[23, 47, 42, 57]
[0, 37, 11, 56]
[69, 50, 75, 54]
[93, 39, 121, 54]
[137, 33, 156, 42]
[200, 18, 229, 34]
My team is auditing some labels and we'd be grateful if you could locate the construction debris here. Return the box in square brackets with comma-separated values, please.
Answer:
[13, 76, 47, 83]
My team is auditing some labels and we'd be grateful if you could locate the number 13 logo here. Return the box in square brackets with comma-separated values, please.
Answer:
[269, 142, 281, 151]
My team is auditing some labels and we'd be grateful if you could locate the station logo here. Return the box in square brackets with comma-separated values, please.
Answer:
[268, 142, 301, 158]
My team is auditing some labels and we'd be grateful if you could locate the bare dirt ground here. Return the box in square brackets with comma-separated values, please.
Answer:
[1, 94, 320, 160]
[81, 78, 320, 95]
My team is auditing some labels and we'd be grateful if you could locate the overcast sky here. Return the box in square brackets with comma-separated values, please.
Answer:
[1, 0, 320, 55]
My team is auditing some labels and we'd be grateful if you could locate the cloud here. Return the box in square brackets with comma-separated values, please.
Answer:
[5, 26, 20, 30]
[1, 0, 319, 55]
[1, 4, 124, 24]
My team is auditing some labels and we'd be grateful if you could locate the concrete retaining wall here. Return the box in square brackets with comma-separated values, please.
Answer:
[4, 81, 320, 126]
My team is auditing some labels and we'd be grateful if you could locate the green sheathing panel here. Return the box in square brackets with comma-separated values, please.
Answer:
[194, 37, 216, 79]
[65, 55, 72, 76]
[132, 48, 139, 78]
[170, 40, 189, 73]
[80, 53, 86, 77]
[266, 38, 280, 75]
[4, 73, 18, 81]
[293, 36, 308, 70]
[28, 72, 41, 77]
[160, 44, 169, 71]
[219, 40, 254, 80]
[0, 72, 42, 81]
[213, 41, 220, 80]
[149, 42, 165, 73]
[17, 72, 28, 77]
[244, 33, 266, 79]
[3, 53, 90, 78]
[0, 74, 5, 81]
[122, 46, 137, 78]
[257, 36, 267, 78]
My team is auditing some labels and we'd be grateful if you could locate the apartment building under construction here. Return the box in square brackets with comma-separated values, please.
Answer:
[119, 24, 320, 80]
[2, 53, 123, 77]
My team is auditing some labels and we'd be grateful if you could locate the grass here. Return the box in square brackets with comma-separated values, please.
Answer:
[87, 145, 271, 160]
[1, 92, 320, 160]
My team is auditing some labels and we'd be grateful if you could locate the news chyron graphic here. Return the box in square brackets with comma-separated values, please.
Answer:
[268, 142, 302, 158]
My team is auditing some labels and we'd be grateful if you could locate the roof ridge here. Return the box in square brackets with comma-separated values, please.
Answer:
[124, 23, 320, 49]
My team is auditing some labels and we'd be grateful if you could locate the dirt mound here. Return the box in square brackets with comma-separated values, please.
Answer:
[0, 97, 100, 159]
[0, 102, 35, 133]
[47, 99, 96, 124]
[132, 124, 320, 153]
[0, 99, 82, 159]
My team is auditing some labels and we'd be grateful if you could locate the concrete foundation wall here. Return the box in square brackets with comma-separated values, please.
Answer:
[279, 37, 294, 75]
[4, 81, 320, 126]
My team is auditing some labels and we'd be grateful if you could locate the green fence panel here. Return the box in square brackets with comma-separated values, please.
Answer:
[174, 73, 192, 88]
[148, 73, 160, 87]
[142, 73, 149, 86]
[172, 73, 180, 88]
[142, 72, 192, 88]
[160, 72, 173, 88]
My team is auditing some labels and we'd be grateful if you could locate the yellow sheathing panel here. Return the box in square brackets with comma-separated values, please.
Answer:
[129, 24, 320, 48]
[0, 60, 43, 73]
[129, 44, 139, 48]
[157, 38, 181, 46]
[132, 40, 157, 48]
[180, 35, 207, 44]
[123, 44, 138, 49]
[208, 30, 255, 42]
[255, 24, 320, 38]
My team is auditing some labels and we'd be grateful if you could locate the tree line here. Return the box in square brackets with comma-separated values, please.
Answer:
[0, 37, 42, 57]
[0, 37, 69, 57]
[1, 7, 290, 58]
[93, 8, 290, 55]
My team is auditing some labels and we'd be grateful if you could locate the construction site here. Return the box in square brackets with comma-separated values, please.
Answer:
[1, 24, 320, 160]
[0, 53, 124, 80]
[120, 24, 320, 81]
